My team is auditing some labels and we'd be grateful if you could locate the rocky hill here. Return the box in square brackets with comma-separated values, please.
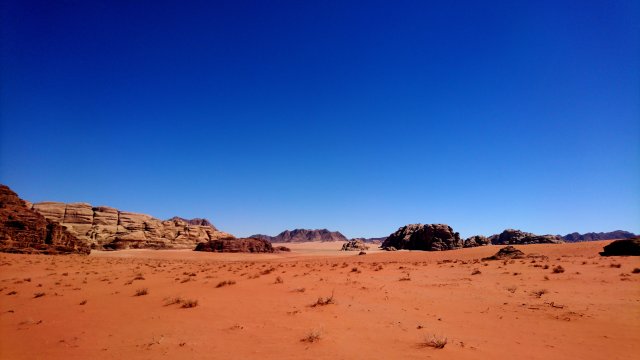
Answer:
[0, 185, 90, 254]
[488, 229, 563, 245]
[250, 229, 348, 243]
[562, 231, 636, 242]
[30, 202, 233, 250]
[381, 224, 463, 251]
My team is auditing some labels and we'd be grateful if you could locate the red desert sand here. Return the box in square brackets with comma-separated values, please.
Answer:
[1, 240, 638, 359]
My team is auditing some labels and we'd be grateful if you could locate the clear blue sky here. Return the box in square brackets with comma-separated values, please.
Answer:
[1, 1, 638, 238]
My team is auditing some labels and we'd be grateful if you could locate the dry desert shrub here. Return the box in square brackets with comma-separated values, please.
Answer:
[301, 330, 321, 343]
[33, 292, 45, 298]
[610, 263, 622, 268]
[421, 334, 448, 349]
[134, 288, 149, 296]
[632, 268, 640, 274]
[6, 290, 17, 295]
[216, 280, 236, 288]
[399, 274, 411, 281]
[311, 291, 335, 307]
[506, 286, 517, 293]
[79, 299, 87, 305]
[532, 289, 548, 298]
[471, 269, 481, 275]
[261, 267, 276, 275]
[292, 287, 306, 293]
[552, 265, 565, 273]
[181, 299, 198, 308]
[164, 297, 184, 306]
[274, 276, 284, 284]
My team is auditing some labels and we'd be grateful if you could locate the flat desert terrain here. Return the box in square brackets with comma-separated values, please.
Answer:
[0, 241, 638, 359]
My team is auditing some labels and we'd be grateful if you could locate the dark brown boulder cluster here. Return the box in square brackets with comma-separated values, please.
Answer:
[381, 224, 463, 251]
[0, 185, 90, 255]
[194, 237, 274, 253]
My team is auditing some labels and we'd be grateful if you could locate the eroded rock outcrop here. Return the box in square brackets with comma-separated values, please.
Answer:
[483, 246, 525, 260]
[341, 239, 369, 251]
[194, 237, 274, 253]
[464, 235, 490, 248]
[599, 238, 640, 256]
[380, 224, 463, 251]
[31, 201, 233, 250]
[0, 185, 90, 254]
[250, 229, 348, 243]
[350, 237, 387, 244]
[488, 229, 563, 245]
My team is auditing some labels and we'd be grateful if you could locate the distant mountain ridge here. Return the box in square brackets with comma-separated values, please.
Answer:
[561, 231, 636, 242]
[250, 229, 348, 243]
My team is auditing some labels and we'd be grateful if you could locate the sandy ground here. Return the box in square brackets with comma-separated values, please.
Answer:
[0, 240, 638, 359]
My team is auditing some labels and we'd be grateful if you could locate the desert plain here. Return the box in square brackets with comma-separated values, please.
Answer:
[0, 240, 638, 360]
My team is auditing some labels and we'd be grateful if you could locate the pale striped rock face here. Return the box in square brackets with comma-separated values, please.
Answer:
[30, 201, 233, 250]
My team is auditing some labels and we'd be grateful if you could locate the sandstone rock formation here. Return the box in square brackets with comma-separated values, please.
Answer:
[488, 229, 563, 245]
[483, 246, 525, 260]
[563, 231, 636, 242]
[250, 229, 348, 243]
[350, 236, 387, 244]
[167, 217, 216, 228]
[31, 201, 233, 250]
[194, 237, 274, 253]
[464, 235, 490, 248]
[341, 239, 369, 251]
[380, 224, 463, 251]
[599, 238, 640, 256]
[0, 185, 90, 255]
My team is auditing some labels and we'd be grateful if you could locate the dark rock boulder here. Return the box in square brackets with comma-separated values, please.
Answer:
[0, 184, 91, 255]
[599, 238, 640, 256]
[341, 239, 369, 251]
[381, 224, 463, 251]
[194, 237, 274, 253]
[464, 235, 490, 248]
[483, 246, 525, 260]
[489, 229, 563, 245]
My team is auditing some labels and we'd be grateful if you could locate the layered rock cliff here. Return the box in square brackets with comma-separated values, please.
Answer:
[250, 229, 348, 243]
[31, 202, 233, 250]
[0, 185, 90, 254]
